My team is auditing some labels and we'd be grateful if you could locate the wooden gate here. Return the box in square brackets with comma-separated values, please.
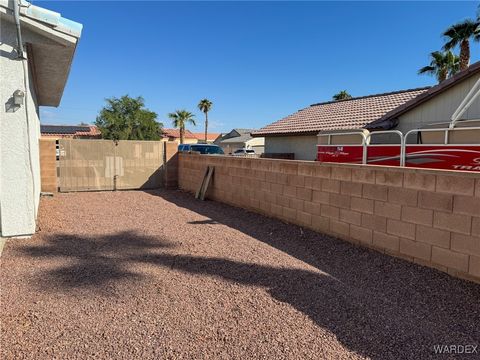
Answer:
[58, 139, 165, 192]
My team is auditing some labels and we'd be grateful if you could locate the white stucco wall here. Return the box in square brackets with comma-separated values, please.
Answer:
[265, 135, 318, 161]
[0, 20, 41, 237]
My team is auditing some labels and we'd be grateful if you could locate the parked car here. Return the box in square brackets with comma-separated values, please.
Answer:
[232, 148, 256, 156]
[178, 143, 225, 155]
[178, 144, 191, 152]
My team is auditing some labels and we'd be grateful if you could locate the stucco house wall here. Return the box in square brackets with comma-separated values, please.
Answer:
[221, 142, 242, 154]
[265, 135, 318, 160]
[0, 1, 81, 237]
[221, 137, 265, 154]
[160, 137, 197, 144]
[0, 21, 41, 236]
[245, 137, 264, 151]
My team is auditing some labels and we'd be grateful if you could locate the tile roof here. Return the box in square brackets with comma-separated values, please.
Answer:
[191, 132, 221, 141]
[232, 129, 256, 134]
[367, 61, 480, 129]
[252, 87, 430, 136]
[162, 128, 197, 139]
[41, 124, 100, 137]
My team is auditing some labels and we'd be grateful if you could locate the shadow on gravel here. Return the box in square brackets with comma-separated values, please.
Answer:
[188, 219, 219, 225]
[17, 189, 480, 359]
[144, 189, 480, 360]
[19, 231, 175, 292]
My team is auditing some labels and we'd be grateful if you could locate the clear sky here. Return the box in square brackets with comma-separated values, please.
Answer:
[39, 1, 480, 133]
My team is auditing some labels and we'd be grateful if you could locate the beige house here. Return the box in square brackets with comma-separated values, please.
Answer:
[253, 62, 480, 160]
[161, 128, 198, 144]
[367, 62, 480, 135]
[191, 132, 222, 144]
[218, 129, 265, 154]
[252, 88, 427, 160]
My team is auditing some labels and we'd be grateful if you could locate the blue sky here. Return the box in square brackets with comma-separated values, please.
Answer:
[39, 1, 480, 133]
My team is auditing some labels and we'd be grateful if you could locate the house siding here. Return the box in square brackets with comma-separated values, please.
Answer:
[0, 22, 41, 236]
[221, 142, 243, 154]
[265, 135, 318, 161]
[396, 73, 480, 135]
[246, 137, 264, 153]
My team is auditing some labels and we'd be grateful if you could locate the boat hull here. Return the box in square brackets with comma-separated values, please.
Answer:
[317, 145, 480, 172]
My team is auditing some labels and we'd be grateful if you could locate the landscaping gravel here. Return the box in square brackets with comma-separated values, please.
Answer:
[1, 189, 479, 359]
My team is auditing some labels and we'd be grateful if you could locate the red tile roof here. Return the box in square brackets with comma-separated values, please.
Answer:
[75, 126, 101, 137]
[252, 87, 430, 136]
[41, 125, 101, 138]
[162, 128, 197, 139]
[191, 132, 221, 141]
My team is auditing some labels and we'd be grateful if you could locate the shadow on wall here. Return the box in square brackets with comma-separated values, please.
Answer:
[4, 96, 21, 113]
[139, 166, 165, 190]
[17, 189, 480, 359]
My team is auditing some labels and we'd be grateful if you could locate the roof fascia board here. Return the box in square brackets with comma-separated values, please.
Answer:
[252, 131, 318, 137]
[0, 7, 77, 47]
[378, 63, 480, 123]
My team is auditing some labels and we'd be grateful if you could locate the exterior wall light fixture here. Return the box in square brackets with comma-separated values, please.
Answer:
[13, 90, 25, 106]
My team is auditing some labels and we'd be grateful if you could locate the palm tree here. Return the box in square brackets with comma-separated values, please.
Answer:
[332, 90, 352, 101]
[418, 50, 460, 83]
[197, 99, 213, 143]
[443, 19, 480, 71]
[168, 110, 196, 144]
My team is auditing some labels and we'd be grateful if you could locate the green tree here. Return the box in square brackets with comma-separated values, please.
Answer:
[332, 90, 352, 101]
[168, 110, 196, 144]
[443, 19, 480, 71]
[197, 98, 213, 143]
[95, 95, 162, 140]
[418, 51, 460, 83]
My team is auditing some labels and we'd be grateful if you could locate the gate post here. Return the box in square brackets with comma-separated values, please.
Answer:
[39, 139, 57, 193]
[164, 142, 179, 189]
[113, 140, 118, 191]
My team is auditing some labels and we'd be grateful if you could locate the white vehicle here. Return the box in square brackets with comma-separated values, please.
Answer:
[232, 148, 256, 156]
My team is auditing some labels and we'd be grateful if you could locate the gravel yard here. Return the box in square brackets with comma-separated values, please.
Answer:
[1, 189, 479, 359]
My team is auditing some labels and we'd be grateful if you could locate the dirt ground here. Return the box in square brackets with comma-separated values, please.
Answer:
[1, 190, 479, 359]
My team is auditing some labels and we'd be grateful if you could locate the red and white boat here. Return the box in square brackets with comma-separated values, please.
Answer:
[317, 83, 480, 172]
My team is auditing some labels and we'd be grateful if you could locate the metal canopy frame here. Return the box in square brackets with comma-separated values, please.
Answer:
[317, 126, 480, 167]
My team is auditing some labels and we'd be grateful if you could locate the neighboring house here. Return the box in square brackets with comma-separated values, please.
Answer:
[254, 61, 480, 160]
[0, 1, 82, 237]
[40, 124, 101, 139]
[191, 132, 222, 144]
[252, 88, 429, 160]
[218, 129, 265, 154]
[161, 128, 198, 144]
[366, 61, 480, 135]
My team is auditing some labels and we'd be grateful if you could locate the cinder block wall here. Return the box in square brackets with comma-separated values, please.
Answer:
[178, 153, 480, 283]
[164, 142, 179, 188]
[39, 139, 57, 193]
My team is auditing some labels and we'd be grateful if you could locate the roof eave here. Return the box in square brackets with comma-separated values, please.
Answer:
[0, 2, 82, 107]
[251, 131, 319, 137]
[373, 61, 480, 126]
